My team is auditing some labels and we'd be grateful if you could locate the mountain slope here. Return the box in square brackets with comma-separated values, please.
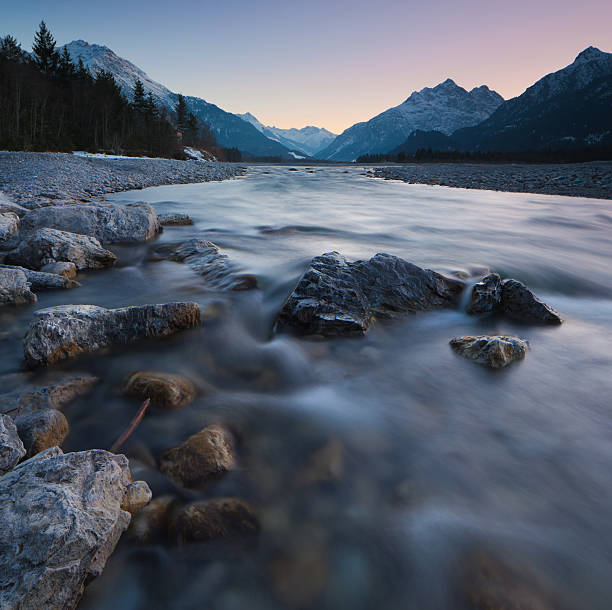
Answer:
[318, 79, 503, 161]
[60, 40, 294, 157]
[239, 113, 336, 156]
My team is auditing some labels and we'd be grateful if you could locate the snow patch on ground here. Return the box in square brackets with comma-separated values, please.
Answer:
[184, 147, 216, 162]
[289, 152, 306, 159]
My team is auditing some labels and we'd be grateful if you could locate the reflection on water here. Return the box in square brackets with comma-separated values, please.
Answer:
[3, 166, 612, 609]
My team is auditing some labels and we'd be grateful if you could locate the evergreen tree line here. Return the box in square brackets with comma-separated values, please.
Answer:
[0, 22, 240, 160]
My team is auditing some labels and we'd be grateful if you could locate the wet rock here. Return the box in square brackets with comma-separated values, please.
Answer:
[0, 267, 37, 306]
[123, 370, 197, 410]
[0, 212, 20, 250]
[158, 212, 194, 226]
[23, 302, 201, 368]
[169, 497, 260, 544]
[0, 200, 27, 217]
[128, 495, 178, 543]
[0, 374, 99, 415]
[159, 423, 235, 487]
[153, 239, 257, 290]
[500, 279, 563, 324]
[298, 439, 344, 485]
[276, 251, 464, 337]
[20, 202, 161, 243]
[0, 264, 79, 290]
[41, 261, 77, 278]
[121, 480, 152, 515]
[466, 273, 502, 315]
[450, 335, 528, 368]
[6, 227, 117, 270]
[0, 448, 134, 610]
[0, 414, 26, 474]
[15, 409, 69, 457]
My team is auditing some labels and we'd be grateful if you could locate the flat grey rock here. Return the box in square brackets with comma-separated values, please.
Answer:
[0, 265, 79, 290]
[466, 273, 502, 315]
[20, 202, 161, 244]
[158, 212, 194, 226]
[0, 448, 134, 610]
[0, 414, 26, 474]
[276, 251, 464, 337]
[24, 302, 201, 368]
[6, 228, 116, 270]
[0, 267, 37, 306]
[500, 279, 563, 324]
[0, 212, 20, 250]
[450, 335, 528, 368]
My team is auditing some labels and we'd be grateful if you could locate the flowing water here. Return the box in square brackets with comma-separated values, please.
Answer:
[3, 166, 612, 609]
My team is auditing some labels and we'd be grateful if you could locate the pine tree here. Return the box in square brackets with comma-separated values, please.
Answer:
[0, 35, 25, 62]
[75, 58, 90, 81]
[132, 79, 146, 111]
[144, 93, 158, 119]
[32, 21, 58, 73]
[175, 94, 188, 130]
[58, 47, 74, 77]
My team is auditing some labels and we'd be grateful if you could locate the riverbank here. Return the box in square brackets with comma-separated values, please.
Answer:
[0, 151, 245, 209]
[371, 161, 612, 199]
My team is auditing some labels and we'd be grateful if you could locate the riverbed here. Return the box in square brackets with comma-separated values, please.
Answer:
[3, 165, 612, 609]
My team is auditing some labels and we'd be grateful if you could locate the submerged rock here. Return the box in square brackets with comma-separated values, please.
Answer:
[153, 239, 257, 290]
[276, 251, 464, 337]
[298, 439, 344, 486]
[500, 279, 563, 324]
[41, 261, 77, 278]
[6, 227, 117, 270]
[23, 302, 201, 368]
[0, 212, 20, 250]
[0, 267, 37, 306]
[0, 448, 135, 610]
[169, 497, 260, 543]
[15, 408, 69, 457]
[159, 423, 235, 487]
[0, 414, 26, 474]
[127, 495, 178, 543]
[158, 212, 194, 226]
[450, 335, 528, 368]
[123, 370, 196, 410]
[466, 273, 502, 315]
[20, 202, 161, 243]
[1, 264, 79, 290]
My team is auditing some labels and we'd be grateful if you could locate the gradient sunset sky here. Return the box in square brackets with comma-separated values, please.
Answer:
[4, 0, 611, 133]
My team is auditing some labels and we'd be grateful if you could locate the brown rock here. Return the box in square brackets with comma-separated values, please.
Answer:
[128, 495, 178, 543]
[159, 424, 235, 487]
[120, 480, 152, 515]
[15, 409, 69, 457]
[123, 370, 196, 410]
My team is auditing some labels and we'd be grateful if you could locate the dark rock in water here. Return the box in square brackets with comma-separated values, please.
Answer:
[127, 495, 178, 543]
[0, 264, 79, 290]
[158, 212, 194, 226]
[297, 439, 344, 486]
[0, 414, 26, 474]
[0, 267, 37, 306]
[40, 261, 77, 278]
[159, 423, 235, 488]
[15, 409, 69, 457]
[276, 251, 464, 337]
[19, 202, 161, 243]
[23, 302, 201, 368]
[0, 374, 99, 415]
[0, 448, 138, 610]
[153, 239, 257, 290]
[500, 279, 563, 324]
[123, 370, 196, 410]
[169, 497, 260, 544]
[466, 273, 502, 315]
[0, 212, 20, 250]
[121, 481, 152, 515]
[450, 335, 528, 368]
[6, 228, 117, 270]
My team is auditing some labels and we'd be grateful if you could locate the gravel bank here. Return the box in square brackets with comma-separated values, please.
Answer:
[371, 162, 612, 200]
[0, 152, 246, 209]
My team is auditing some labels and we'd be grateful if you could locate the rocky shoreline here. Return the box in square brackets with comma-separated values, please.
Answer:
[371, 161, 612, 200]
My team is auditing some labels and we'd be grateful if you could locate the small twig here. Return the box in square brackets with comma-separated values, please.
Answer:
[110, 398, 150, 453]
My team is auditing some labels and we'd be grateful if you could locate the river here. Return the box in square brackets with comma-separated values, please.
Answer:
[3, 166, 612, 609]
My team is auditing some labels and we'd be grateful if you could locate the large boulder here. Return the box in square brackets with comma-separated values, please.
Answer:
[159, 423, 235, 487]
[0, 448, 145, 610]
[450, 335, 528, 369]
[153, 239, 257, 291]
[0, 267, 36, 306]
[123, 370, 196, 410]
[276, 252, 464, 337]
[20, 202, 161, 243]
[6, 228, 116, 270]
[0, 265, 79, 290]
[466, 273, 502, 315]
[500, 279, 563, 324]
[24, 302, 201, 368]
[0, 414, 26, 474]
[0, 212, 20, 250]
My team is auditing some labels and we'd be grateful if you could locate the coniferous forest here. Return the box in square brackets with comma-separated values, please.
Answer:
[0, 22, 236, 159]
